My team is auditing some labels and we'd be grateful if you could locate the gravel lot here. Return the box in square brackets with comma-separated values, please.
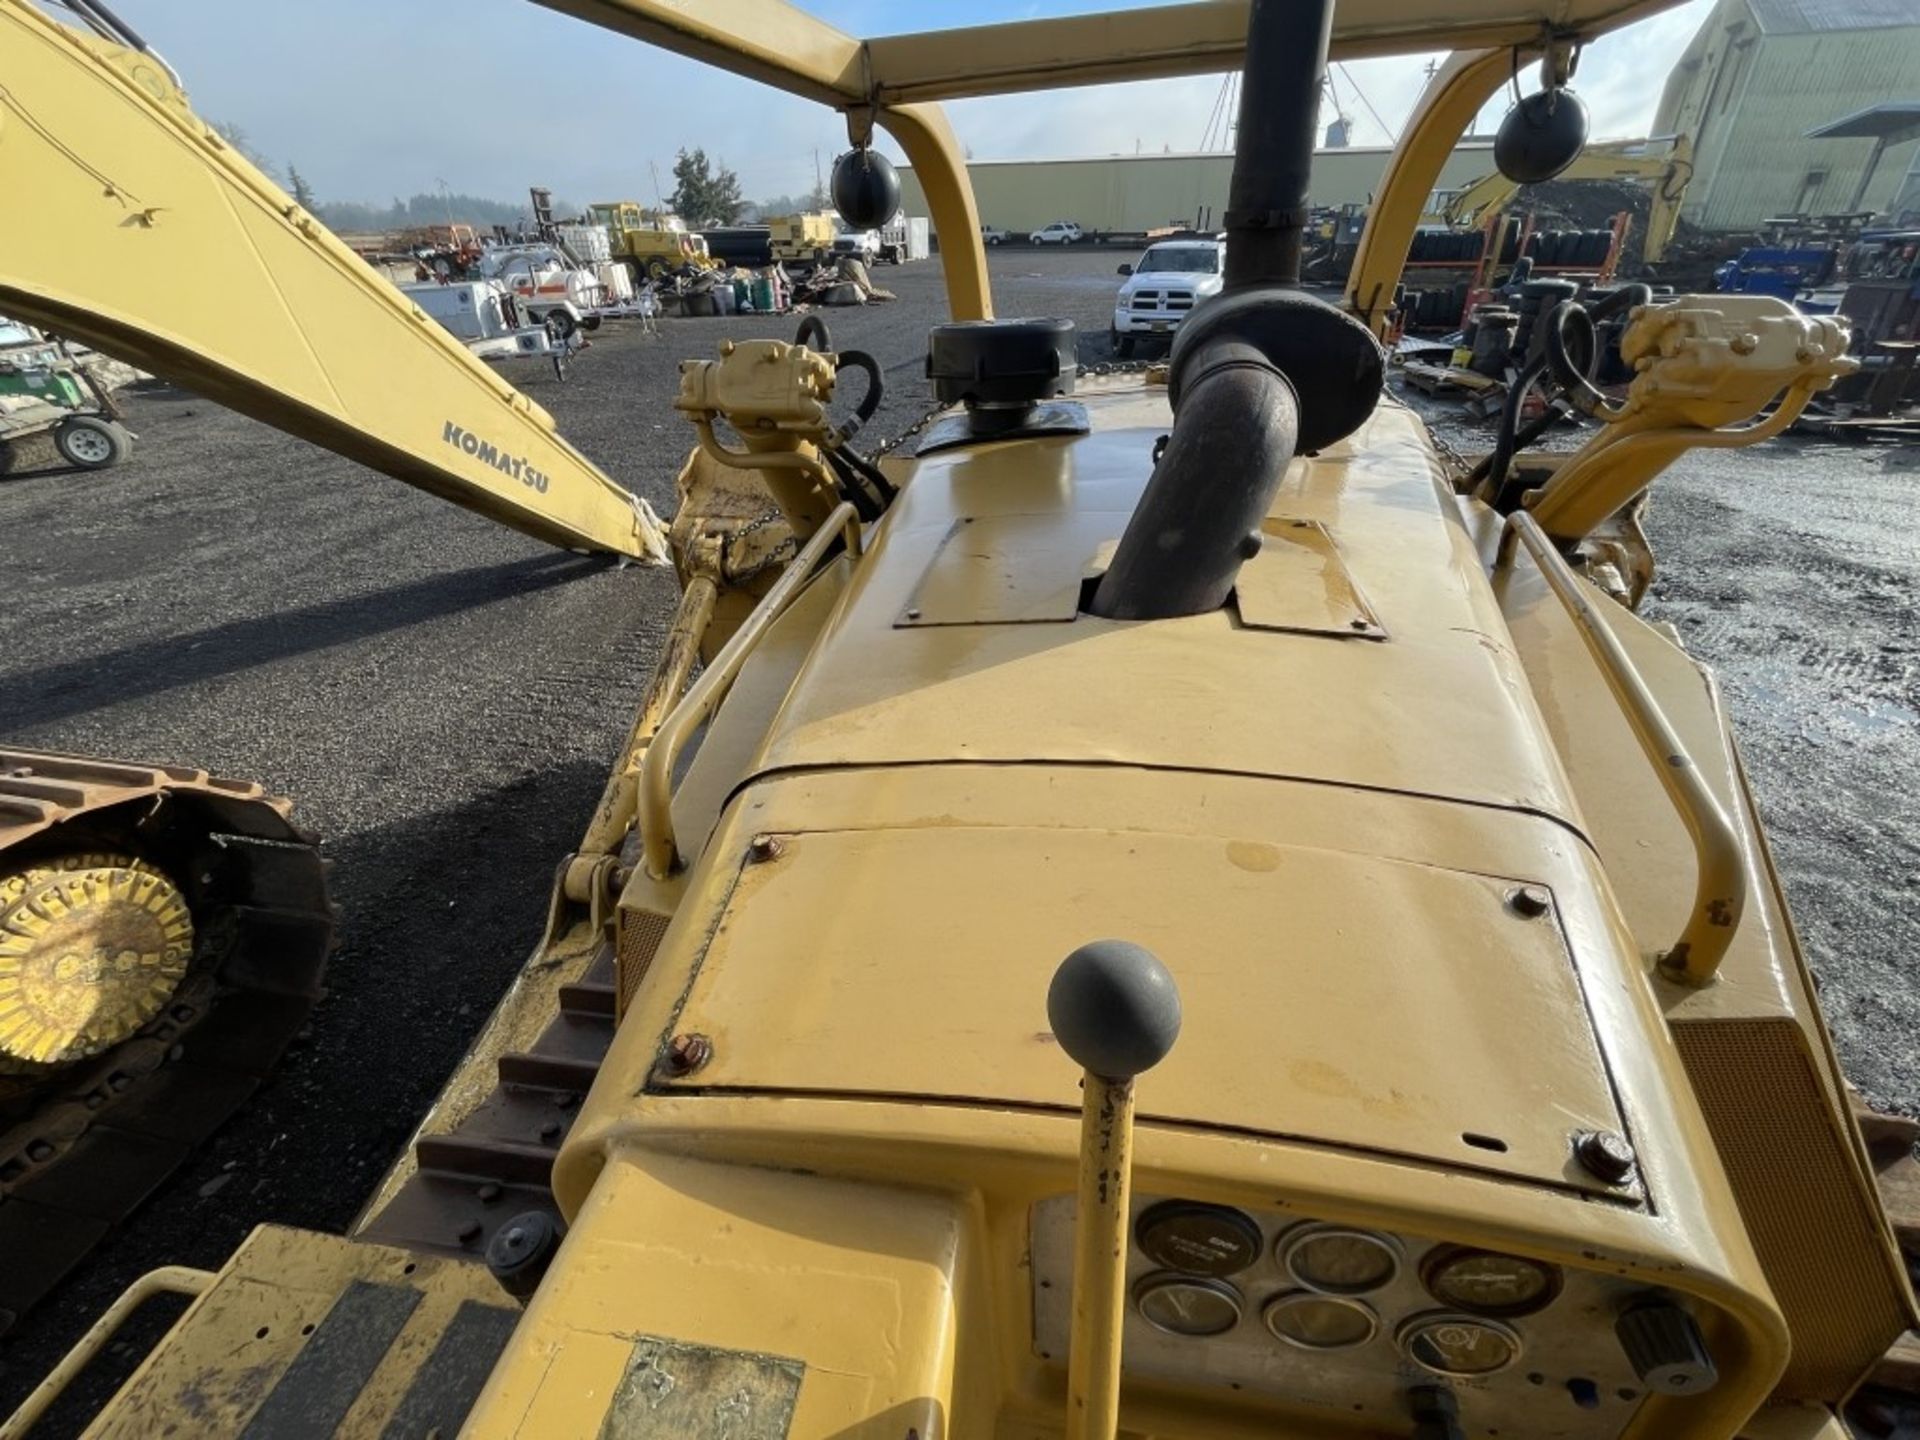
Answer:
[1, 248, 1915, 1418]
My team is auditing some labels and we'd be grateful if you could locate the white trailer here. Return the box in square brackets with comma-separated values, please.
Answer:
[399, 279, 578, 381]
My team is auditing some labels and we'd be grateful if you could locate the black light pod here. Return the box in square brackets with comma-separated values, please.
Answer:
[1494, 86, 1591, 184]
[830, 147, 901, 229]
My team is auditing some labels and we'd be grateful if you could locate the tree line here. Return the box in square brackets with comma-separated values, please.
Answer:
[215, 124, 801, 234]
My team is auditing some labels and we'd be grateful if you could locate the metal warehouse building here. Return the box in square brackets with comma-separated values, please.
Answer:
[1653, 0, 1920, 230]
[898, 143, 1498, 236]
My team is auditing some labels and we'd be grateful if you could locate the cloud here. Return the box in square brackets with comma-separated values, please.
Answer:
[95, 0, 1718, 209]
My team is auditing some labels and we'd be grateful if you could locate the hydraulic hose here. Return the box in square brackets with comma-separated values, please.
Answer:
[1474, 284, 1650, 504]
[793, 315, 831, 352]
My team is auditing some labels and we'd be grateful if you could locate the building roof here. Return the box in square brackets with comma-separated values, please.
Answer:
[1805, 102, 1920, 143]
[1748, 0, 1920, 34]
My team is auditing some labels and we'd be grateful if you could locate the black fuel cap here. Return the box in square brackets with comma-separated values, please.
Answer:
[926, 318, 1077, 409]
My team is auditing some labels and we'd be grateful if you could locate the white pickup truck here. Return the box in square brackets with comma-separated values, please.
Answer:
[1110, 237, 1226, 356]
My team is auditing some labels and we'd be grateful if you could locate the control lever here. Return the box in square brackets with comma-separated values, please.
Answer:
[1047, 941, 1183, 1440]
[1410, 1385, 1467, 1440]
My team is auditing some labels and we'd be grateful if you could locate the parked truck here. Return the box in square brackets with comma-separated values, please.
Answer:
[880, 213, 930, 263]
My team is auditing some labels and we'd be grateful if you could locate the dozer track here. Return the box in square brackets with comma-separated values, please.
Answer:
[0, 748, 331, 1333]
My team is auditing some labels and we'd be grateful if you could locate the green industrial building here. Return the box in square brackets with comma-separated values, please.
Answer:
[901, 0, 1919, 240]
[898, 143, 1500, 237]
[1653, 0, 1920, 229]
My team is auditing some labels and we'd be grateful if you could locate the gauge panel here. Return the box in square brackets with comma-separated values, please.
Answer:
[1031, 1193, 1669, 1439]
[1264, 1292, 1378, 1351]
[1422, 1245, 1564, 1317]
[1279, 1223, 1401, 1295]
[1136, 1200, 1264, 1277]
[1135, 1273, 1245, 1336]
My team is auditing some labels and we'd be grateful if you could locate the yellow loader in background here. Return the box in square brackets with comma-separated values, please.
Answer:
[587, 200, 719, 282]
[1, 0, 1915, 1436]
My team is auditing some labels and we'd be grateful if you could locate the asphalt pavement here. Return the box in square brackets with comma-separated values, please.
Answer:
[1, 248, 1914, 1420]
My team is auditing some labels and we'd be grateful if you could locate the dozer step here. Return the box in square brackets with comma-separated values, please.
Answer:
[356, 943, 615, 1257]
[556, 978, 617, 1018]
[73, 1226, 520, 1440]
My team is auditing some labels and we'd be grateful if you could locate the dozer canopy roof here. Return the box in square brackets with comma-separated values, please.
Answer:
[532, 0, 1686, 105]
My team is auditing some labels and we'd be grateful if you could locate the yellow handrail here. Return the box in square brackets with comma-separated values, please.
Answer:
[0, 1266, 214, 1438]
[1503, 512, 1745, 985]
[640, 503, 859, 879]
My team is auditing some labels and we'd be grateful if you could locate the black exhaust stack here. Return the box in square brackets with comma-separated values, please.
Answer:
[1090, 0, 1384, 622]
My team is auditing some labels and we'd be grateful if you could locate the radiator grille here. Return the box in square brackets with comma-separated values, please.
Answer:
[616, 908, 671, 1021]
[1674, 1016, 1911, 1401]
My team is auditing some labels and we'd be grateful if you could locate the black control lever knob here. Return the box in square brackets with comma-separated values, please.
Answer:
[1616, 1302, 1719, 1394]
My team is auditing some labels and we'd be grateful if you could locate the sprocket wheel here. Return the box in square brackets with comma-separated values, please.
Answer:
[0, 853, 193, 1069]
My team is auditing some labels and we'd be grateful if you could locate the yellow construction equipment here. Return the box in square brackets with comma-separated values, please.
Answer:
[766, 211, 839, 262]
[1440, 135, 1696, 263]
[0, 0, 666, 1325]
[587, 201, 717, 281]
[5, 0, 1916, 1437]
[0, 1, 667, 564]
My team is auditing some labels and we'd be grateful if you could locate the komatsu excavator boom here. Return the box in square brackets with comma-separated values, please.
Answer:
[0, 0, 667, 563]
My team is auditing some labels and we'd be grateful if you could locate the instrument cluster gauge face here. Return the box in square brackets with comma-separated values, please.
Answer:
[1133, 1272, 1245, 1337]
[1397, 1312, 1524, 1377]
[1422, 1247, 1563, 1318]
[1278, 1223, 1401, 1295]
[1263, 1291, 1379, 1351]
[1135, 1201, 1264, 1277]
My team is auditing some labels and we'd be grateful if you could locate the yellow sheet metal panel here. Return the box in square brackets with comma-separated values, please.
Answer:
[598, 765, 1756, 1273]
[1237, 517, 1385, 638]
[897, 512, 1121, 626]
[463, 1149, 965, 1438]
[1495, 528, 1803, 1021]
[1491, 519, 1916, 1402]
[0, 3, 660, 560]
[748, 393, 1581, 825]
[660, 823, 1632, 1196]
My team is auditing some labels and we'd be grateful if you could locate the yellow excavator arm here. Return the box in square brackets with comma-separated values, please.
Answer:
[0, 1, 666, 562]
[1441, 134, 1694, 262]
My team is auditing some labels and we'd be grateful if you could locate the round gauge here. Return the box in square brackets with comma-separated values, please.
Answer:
[1397, 1312, 1524, 1377]
[1133, 1272, 1244, 1337]
[1135, 1201, 1264, 1277]
[1263, 1291, 1379, 1351]
[1422, 1247, 1563, 1318]
[1279, 1223, 1401, 1295]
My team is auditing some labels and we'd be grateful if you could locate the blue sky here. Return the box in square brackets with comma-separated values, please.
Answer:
[67, 0, 1716, 209]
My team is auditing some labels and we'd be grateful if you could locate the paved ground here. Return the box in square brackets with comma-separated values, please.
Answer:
[0, 248, 1914, 1420]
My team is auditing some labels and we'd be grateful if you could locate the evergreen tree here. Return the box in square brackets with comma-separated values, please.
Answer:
[670, 148, 744, 225]
[287, 165, 317, 210]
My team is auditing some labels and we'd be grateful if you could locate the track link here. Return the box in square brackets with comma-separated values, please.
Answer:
[0, 747, 332, 1332]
